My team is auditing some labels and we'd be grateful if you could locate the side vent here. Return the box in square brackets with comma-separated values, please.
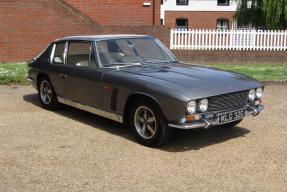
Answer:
[111, 88, 118, 111]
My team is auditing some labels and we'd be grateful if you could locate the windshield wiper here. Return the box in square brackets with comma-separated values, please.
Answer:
[103, 62, 141, 68]
[143, 59, 177, 64]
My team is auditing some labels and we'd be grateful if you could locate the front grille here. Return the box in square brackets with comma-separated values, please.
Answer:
[208, 91, 248, 112]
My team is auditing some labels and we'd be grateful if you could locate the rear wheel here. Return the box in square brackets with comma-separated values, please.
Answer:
[129, 101, 172, 147]
[38, 77, 60, 110]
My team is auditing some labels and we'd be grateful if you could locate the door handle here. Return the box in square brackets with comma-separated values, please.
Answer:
[59, 74, 68, 79]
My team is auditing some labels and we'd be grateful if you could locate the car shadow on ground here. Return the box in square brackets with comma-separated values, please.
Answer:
[23, 93, 250, 152]
[161, 127, 250, 152]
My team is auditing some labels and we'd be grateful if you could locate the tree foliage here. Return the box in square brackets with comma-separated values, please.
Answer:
[235, 0, 287, 29]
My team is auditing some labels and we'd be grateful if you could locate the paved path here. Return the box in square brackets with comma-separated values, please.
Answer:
[0, 85, 286, 192]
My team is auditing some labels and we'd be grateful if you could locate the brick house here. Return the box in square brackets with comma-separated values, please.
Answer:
[160, 0, 239, 29]
[65, 0, 239, 29]
[3, 0, 268, 63]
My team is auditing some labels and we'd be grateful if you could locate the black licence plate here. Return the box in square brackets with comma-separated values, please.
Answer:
[217, 109, 246, 124]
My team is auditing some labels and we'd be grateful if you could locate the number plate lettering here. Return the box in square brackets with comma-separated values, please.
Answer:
[217, 109, 246, 124]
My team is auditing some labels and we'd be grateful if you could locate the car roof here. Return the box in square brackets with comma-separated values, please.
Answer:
[57, 34, 153, 41]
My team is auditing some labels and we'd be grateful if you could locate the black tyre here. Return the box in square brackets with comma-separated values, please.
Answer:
[220, 119, 243, 128]
[38, 77, 60, 110]
[129, 100, 172, 147]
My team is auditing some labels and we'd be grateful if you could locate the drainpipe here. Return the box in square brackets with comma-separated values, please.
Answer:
[152, 0, 155, 26]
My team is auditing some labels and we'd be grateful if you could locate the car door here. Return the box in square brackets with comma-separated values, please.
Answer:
[60, 41, 103, 109]
[48, 41, 69, 98]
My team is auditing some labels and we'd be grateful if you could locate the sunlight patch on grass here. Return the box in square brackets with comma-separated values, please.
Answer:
[207, 64, 287, 81]
[0, 63, 28, 84]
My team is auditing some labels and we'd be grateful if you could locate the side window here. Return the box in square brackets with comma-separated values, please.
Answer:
[67, 42, 91, 67]
[218, 0, 230, 6]
[176, 0, 188, 5]
[53, 43, 65, 64]
[176, 18, 188, 29]
[35, 44, 52, 61]
[216, 18, 229, 30]
[41, 45, 52, 60]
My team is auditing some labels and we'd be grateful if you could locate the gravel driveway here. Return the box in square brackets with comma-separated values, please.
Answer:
[0, 85, 286, 192]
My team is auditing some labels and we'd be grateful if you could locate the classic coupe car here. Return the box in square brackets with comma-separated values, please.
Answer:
[28, 35, 264, 147]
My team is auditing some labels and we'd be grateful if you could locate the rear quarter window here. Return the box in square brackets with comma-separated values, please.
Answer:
[34, 44, 52, 61]
[52, 42, 66, 64]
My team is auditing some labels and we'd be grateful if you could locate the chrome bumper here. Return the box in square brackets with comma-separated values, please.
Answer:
[168, 105, 264, 130]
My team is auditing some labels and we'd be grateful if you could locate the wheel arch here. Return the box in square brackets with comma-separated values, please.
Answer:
[123, 92, 165, 125]
[36, 73, 50, 90]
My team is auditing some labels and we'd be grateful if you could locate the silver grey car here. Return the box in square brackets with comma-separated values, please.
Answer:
[28, 35, 264, 147]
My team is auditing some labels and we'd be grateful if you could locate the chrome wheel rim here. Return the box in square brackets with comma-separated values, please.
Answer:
[40, 81, 52, 105]
[134, 106, 157, 139]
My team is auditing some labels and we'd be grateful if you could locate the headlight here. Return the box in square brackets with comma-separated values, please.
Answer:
[198, 98, 208, 112]
[248, 89, 256, 101]
[256, 87, 263, 98]
[187, 100, 196, 114]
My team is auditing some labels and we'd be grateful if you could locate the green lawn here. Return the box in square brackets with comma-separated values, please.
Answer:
[206, 63, 287, 81]
[0, 62, 286, 85]
[0, 63, 28, 84]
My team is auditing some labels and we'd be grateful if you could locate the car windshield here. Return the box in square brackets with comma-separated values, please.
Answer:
[96, 37, 177, 67]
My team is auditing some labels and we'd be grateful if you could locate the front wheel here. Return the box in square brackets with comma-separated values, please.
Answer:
[38, 77, 60, 110]
[129, 101, 172, 147]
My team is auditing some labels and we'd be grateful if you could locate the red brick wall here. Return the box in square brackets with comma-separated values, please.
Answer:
[165, 11, 236, 29]
[0, 0, 166, 62]
[0, 0, 98, 62]
[64, 0, 161, 26]
[173, 50, 287, 64]
[0, 0, 169, 62]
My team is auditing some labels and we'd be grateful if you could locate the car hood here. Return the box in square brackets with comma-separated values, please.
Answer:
[119, 63, 262, 100]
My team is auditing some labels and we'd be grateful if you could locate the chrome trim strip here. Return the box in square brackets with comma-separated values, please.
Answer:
[50, 44, 56, 64]
[168, 122, 208, 129]
[169, 117, 244, 130]
[63, 41, 69, 64]
[57, 97, 123, 123]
